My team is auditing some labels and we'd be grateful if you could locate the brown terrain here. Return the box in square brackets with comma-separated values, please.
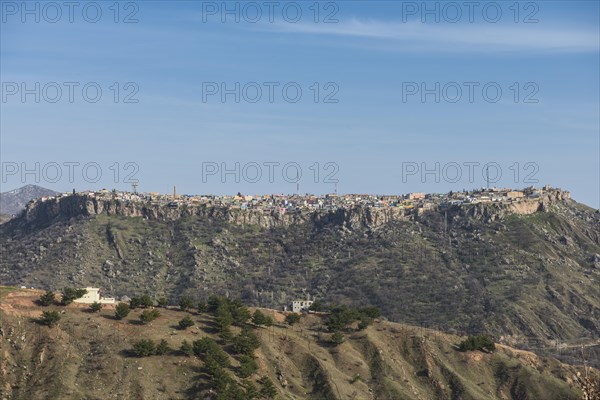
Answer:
[1, 287, 598, 400]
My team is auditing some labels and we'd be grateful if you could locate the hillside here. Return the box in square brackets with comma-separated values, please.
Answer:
[0, 190, 599, 355]
[1, 287, 597, 400]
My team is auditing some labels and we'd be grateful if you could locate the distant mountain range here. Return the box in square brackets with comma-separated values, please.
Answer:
[0, 184, 59, 217]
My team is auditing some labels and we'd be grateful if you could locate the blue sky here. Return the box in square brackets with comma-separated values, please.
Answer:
[1, 1, 599, 207]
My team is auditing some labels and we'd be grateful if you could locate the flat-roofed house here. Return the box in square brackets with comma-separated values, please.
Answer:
[505, 191, 524, 199]
[74, 287, 116, 304]
[290, 300, 313, 313]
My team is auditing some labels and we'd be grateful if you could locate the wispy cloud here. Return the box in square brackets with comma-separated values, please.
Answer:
[266, 19, 599, 53]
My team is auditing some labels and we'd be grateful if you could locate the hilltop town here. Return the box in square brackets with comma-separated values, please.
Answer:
[30, 185, 571, 217]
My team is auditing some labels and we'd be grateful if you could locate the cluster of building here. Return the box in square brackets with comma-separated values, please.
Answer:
[69, 286, 313, 314]
[37, 185, 569, 216]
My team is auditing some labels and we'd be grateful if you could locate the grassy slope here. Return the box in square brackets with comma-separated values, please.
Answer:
[0, 288, 593, 400]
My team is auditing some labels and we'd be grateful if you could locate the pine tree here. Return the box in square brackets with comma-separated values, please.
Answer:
[258, 376, 277, 399]
[114, 302, 130, 320]
[38, 290, 55, 306]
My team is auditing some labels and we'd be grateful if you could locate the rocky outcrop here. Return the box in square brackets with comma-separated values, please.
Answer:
[20, 194, 412, 230]
[16, 192, 573, 231]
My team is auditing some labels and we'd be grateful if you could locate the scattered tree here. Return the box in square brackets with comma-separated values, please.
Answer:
[330, 332, 345, 346]
[130, 294, 153, 309]
[264, 315, 274, 327]
[215, 304, 233, 334]
[458, 334, 496, 353]
[308, 299, 324, 312]
[232, 328, 260, 356]
[140, 309, 160, 324]
[231, 305, 251, 326]
[130, 297, 141, 309]
[243, 380, 260, 399]
[237, 354, 258, 378]
[114, 302, 130, 320]
[326, 305, 380, 332]
[358, 315, 373, 331]
[40, 310, 61, 327]
[60, 287, 87, 305]
[197, 301, 208, 313]
[131, 339, 156, 357]
[258, 376, 277, 399]
[90, 302, 103, 313]
[38, 290, 55, 306]
[180, 340, 194, 357]
[157, 297, 168, 307]
[252, 310, 270, 326]
[178, 316, 194, 330]
[360, 305, 381, 319]
[140, 294, 153, 308]
[192, 337, 230, 368]
[179, 295, 194, 311]
[156, 339, 170, 355]
[285, 313, 301, 326]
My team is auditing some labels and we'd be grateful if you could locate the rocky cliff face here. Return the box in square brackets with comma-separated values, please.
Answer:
[21, 194, 412, 229]
[20, 192, 566, 231]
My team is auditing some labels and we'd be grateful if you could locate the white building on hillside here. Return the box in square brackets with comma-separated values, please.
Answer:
[290, 300, 313, 313]
[74, 287, 116, 304]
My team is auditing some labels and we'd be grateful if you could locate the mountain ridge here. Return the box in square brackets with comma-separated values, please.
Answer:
[1, 187, 599, 358]
[0, 184, 60, 218]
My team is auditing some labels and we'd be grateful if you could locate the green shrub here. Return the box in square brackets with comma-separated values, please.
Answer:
[140, 294, 153, 308]
[130, 297, 141, 309]
[258, 376, 277, 399]
[308, 299, 324, 312]
[232, 305, 251, 326]
[237, 354, 258, 378]
[179, 295, 194, 311]
[60, 287, 87, 305]
[178, 316, 194, 330]
[130, 295, 153, 309]
[40, 310, 61, 326]
[192, 337, 230, 368]
[215, 304, 233, 333]
[326, 305, 380, 332]
[359, 305, 381, 319]
[90, 302, 103, 312]
[251, 310, 272, 326]
[243, 380, 260, 399]
[180, 340, 193, 357]
[232, 328, 260, 355]
[285, 313, 301, 326]
[132, 339, 156, 357]
[197, 301, 208, 313]
[114, 302, 130, 320]
[459, 334, 496, 353]
[157, 297, 168, 307]
[140, 309, 160, 324]
[330, 332, 345, 346]
[155, 339, 170, 355]
[252, 310, 266, 325]
[38, 290, 55, 306]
